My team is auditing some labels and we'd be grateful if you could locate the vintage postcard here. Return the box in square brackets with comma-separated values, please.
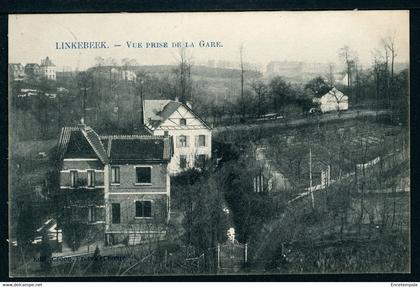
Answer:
[8, 11, 410, 277]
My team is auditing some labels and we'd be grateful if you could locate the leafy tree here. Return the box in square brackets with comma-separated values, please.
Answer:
[269, 76, 290, 113]
[221, 148, 276, 243]
[250, 79, 268, 116]
[61, 220, 89, 251]
[16, 200, 36, 247]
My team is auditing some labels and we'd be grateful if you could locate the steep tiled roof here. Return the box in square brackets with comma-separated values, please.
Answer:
[81, 126, 109, 164]
[57, 125, 109, 164]
[315, 87, 346, 99]
[57, 126, 79, 160]
[143, 100, 210, 130]
[143, 100, 171, 125]
[157, 101, 183, 123]
[100, 135, 172, 163]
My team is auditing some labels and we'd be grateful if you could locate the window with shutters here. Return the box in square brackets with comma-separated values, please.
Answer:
[87, 170, 95, 187]
[253, 173, 269, 193]
[179, 135, 188, 147]
[111, 166, 120, 184]
[88, 206, 96, 222]
[254, 174, 263, 193]
[70, 170, 78, 187]
[135, 201, 152, 218]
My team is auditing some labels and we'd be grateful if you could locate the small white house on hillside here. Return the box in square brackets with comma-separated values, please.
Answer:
[313, 87, 349, 113]
[143, 100, 212, 175]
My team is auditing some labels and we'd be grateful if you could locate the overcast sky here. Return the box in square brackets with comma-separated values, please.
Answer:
[9, 11, 409, 71]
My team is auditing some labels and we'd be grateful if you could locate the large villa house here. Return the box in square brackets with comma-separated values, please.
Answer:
[57, 121, 172, 246]
[143, 100, 212, 175]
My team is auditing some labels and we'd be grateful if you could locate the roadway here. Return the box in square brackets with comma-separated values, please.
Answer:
[213, 109, 389, 137]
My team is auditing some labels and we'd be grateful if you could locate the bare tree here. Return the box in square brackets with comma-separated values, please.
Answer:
[382, 32, 398, 109]
[173, 48, 193, 103]
[326, 63, 335, 87]
[339, 46, 358, 89]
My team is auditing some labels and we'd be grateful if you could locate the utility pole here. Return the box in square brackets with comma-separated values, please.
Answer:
[139, 80, 144, 126]
[82, 87, 87, 121]
[240, 45, 244, 119]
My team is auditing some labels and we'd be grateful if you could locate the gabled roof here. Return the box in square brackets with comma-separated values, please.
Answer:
[316, 87, 346, 99]
[143, 100, 171, 124]
[81, 126, 109, 163]
[9, 63, 23, 70]
[25, 63, 40, 68]
[143, 100, 210, 130]
[100, 135, 172, 164]
[57, 125, 109, 164]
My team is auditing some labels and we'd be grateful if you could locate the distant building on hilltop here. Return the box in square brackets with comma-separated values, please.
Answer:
[40, 56, 56, 80]
[266, 61, 343, 83]
[9, 63, 25, 81]
[24, 63, 41, 79]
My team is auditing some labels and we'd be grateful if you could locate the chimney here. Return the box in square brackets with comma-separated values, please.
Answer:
[78, 117, 86, 129]
[186, 101, 192, 109]
[174, 96, 179, 102]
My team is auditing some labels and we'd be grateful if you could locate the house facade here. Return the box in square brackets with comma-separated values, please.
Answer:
[9, 63, 25, 81]
[313, 87, 349, 113]
[143, 100, 212, 175]
[57, 123, 172, 246]
[40, 57, 56, 80]
[24, 63, 41, 79]
[102, 135, 172, 245]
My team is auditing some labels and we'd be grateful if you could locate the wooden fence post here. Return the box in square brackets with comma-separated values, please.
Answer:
[217, 243, 220, 271]
[244, 243, 248, 264]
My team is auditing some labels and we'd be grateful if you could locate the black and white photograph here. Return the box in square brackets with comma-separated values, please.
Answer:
[8, 11, 410, 277]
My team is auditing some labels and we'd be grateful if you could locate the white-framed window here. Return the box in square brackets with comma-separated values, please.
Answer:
[136, 166, 152, 184]
[180, 118, 187, 126]
[70, 170, 78, 187]
[178, 135, 188, 147]
[135, 201, 152, 218]
[87, 170, 95, 187]
[254, 174, 265, 193]
[88, 206, 96, 222]
[111, 166, 120, 184]
[197, 135, 206, 147]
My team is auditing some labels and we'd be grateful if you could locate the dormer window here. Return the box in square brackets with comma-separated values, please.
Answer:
[180, 118, 187, 126]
